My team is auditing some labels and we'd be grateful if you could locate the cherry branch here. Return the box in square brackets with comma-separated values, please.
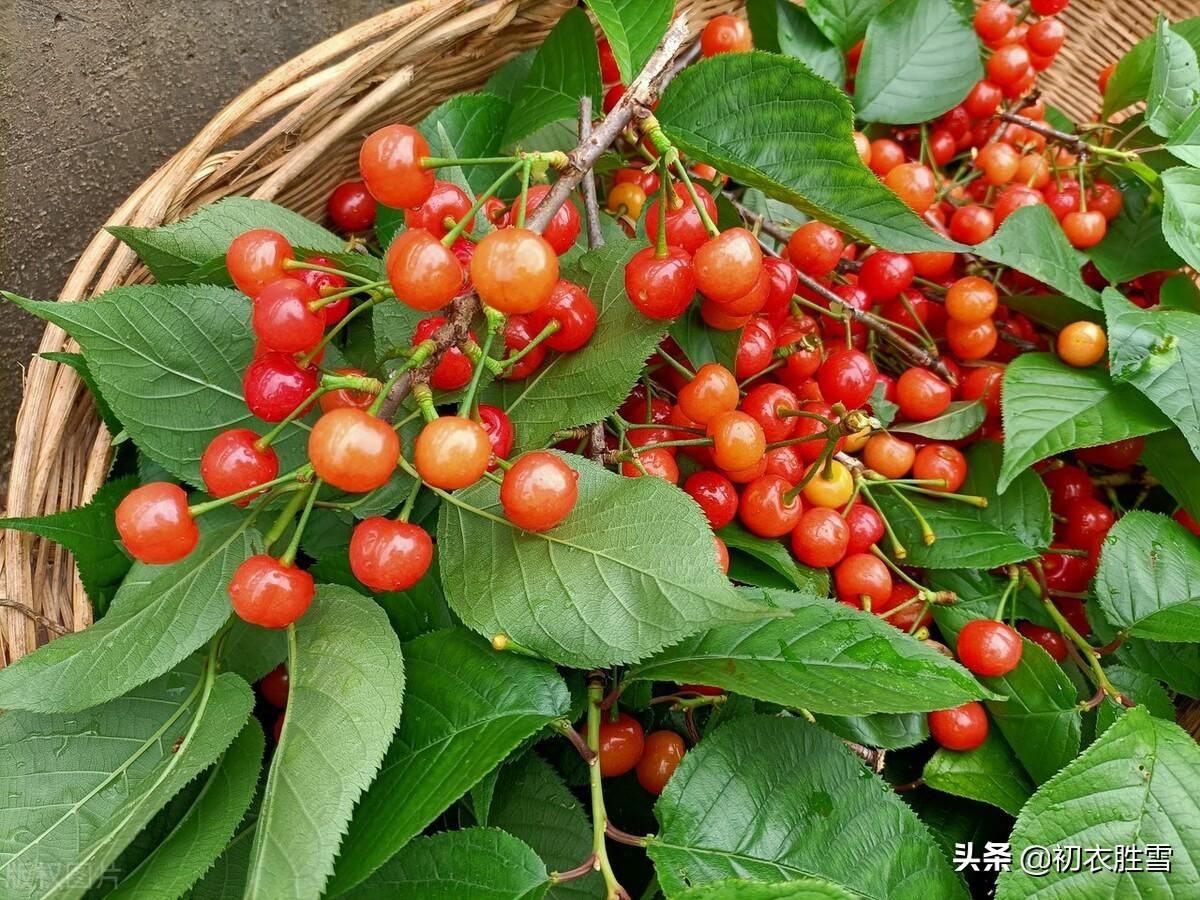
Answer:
[578, 95, 604, 250]
[996, 111, 1090, 157]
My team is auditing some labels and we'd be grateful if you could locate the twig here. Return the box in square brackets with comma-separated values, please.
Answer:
[589, 421, 606, 463]
[552, 718, 597, 763]
[0, 599, 69, 636]
[376, 292, 478, 420]
[579, 96, 604, 250]
[844, 740, 886, 774]
[997, 112, 1090, 157]
[551, 855, 599, 885]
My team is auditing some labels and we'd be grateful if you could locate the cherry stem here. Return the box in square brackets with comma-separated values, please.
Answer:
[412, 383, 438, 423]
[254, 388, 324, 452]
[654, 156, 671, 257]
[516, 159, 534, 228]
[396, 475, 422, 524]
[552, 718, 597, 762]
[279, 479, 321, 566]
[605, 821, 651, 848]
[422, 155, 522, 168]
[494, 320, 559, 375]
[778, 407, 835, 426]
[187, 464, 313, 517]
[459, 307, 504, 415]
[550, 855, 599, 885]
[300, 296, 385, 367]
[654, 345, 694, 380]
[368, 343, 435, 417]
[869, 545, 930, 595]
[884, 483, 936, 546]
[442, 158, 526, 247]
[262, 482, 315, 551]
[281, 258, 373, 286]
[586, 677, 632, 900]
[670, 155, 719, 238]
[307, 280, 388, 312]
[649, 692, 727, 711]
[608, 437, 712, 462]
[858, 483, 908, 560]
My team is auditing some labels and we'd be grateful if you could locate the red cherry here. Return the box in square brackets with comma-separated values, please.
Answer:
[878, 582, 932, 631]
[787, 222, 844, 278]
[896, 367, 952, 421]
[707, 411, 766, 471]
[412, 316, 475, 390]
[500, 451, 580, 532]
[1075, 438, 1143, 469]
[622, 448, 679, 483]
[643, 183, 718, 253]
[477, 404, 514, 470]
[201, 429, 279, 504]
[501, 315, 547, 380]
[741, 382, 799, 443]
[349, 517, 433, 592]
[761, 257, 799, 321]
[678, 363, 739, 425]
[834, 553, 893, 609]
[957, 618, 1024, 676]
[701, 14, 752, 56]
[414, 416, 491, 490]
[527, 280, 598, 351]
[386, 228, 464, 311]
[964, 80, 1003, 118]
[625, 246, 696, 320]
[1063, 498, 1115, 549]
[683, 471, 738, 529]
[1042, 464, 1096, 512]
[739, 474, 802, 538]
[308, 408, 400, 493]
[259, 664, 289, 708]
[598, 37, 620, 83]
[243, 353, 318, 422]
[471, 227, 559, 314]
[115, 482, 199, 564]
[791, 507, 850, 568]
[858, 251, 914, 300]
[636, 731, 686, 795]
[961, 366, 1003, 419]
[735, 318, 777, 381]
[791, 402, 845, 464]
[359, 124, 434, 209]
[295, 257, 351, 325]
[818, 349, 877, 410]
[1042, 543, 1092, 593]
[912, 443, 967, 492]
[517, 185, 581, 255]
[228, 555, 315, 628]
[928, 702, 988, 750]
[950, 205, 996, 245]
[694, 228, 763, 304]
[252, 278, 324, 354]
[599, 711, 645, 776]
[404, 181, 473, 239]
[320, 367, 375, 413]
[328, 180, 376, 232]
[844, 504, 884, 556]
[226, 229, 294, 297]
[1017, 622, 1068, 662]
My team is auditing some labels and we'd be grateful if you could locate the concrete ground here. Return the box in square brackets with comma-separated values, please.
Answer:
[0, 0, 393, 477]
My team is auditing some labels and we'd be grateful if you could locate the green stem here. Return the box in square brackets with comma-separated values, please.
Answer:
[255, 390, 326, 452]
[397, 476, 422, 523]
[459, 308, 504, 415]
[496, 321, 559, 374]
[859, 483, 907, 559]
[442, 159, 525, 246]
[300, 296, 385, 367]
[670, 158, 719, 238]
[516, 159, 533, 228]
[422, 155, 520, 168]
[282, 258, 372, 285]
[587, 679, 629, 900]
[307, 280, 388, 312]
[263, 486, 313, 552]
[279, 480, 321, 566]
[188, 465, 312, 517]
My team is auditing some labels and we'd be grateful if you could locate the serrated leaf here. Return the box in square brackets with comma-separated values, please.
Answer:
[1108, 630, 1200, 700]
[1102, 287, 1200, 461]
[0, 508, 256, 714]
[875, 440, 1051, 569]
[345, 828, 548, 899]
[486, 50, 536, 104]
[854, 0, 980, 124]
[41, 351, 124, 437]
[626, 586, 990, 715]
[973, 205, 1099, 309]
[0, 475, 136, 610]
[1087, 178, 1183, 283]
[867, 379, 899, 427]
[669, 304, 740, 372]
[1162, 166, 1200, 272]
[814, 711, 929, 750]
[998, 353, 1170, 493]
[891, 399, 984, 440]
[0, 660, 252, 900]
[675, 880, 858, 900]
[656, 52, 954, 253]
[420, 93, 514, 195]
[244, 586, 404, 900]
[1095, 665, 1176, 736]
[438, 453, 764, 668]
[106, 719, 263, 899]
[923, 730, 1033, 816]
[1161, 272, 1200, 311]
[504, 8, 602, 146]
[329, 628, 569, 894]
[109, 197, 340, 285]
[7, 286, 309, 486]
[806, 0, 893, 51]
[1147, 16, 1200, 138]
[648, 715, 967, 899]
[747, 0, 846, 85]
[1094, 511, 1200, 641]
[583, 0, 672, 84]
[1142, 428, 1200, 519]
[997, 708, 1200, 899]
[718, 522, 831, 597]
[1103, 18, 1200, 117]
[186, 815, 256, 900]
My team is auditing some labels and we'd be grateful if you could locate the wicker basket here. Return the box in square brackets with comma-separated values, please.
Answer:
[0, 0, 1190, 666]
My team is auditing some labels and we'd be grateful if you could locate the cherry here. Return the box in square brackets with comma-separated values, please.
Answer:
[764, 444, 805, 484]
[1097, 61, 1117, 95]
[960, 366, 1003, 419]
[896, 368, 952, 421]
[515, 185, 581, 255]
[791, 507, 850, 567]
[348, 517, 433, 591]
[243, 353, 318, 422]
[739, 474, 802, 538]
[1057, 321, 1107, 367]
[295, 257, 351, 325]
[599, 711, 645, 776]
[359, 123, 434, 209]
[259, 664, 290, 708]
[1174, 508, 1200, 537]
[868, 138, 906, 176]
[1064, 497, 1115, 549]
[623, 448, 679, 483]
[1042, 464, 1096, 512]
[501, 315, 547, 380]
[404, 181, 473, 239]
[1042, 543, 1092, 593]
[802, 460, 854, 509]
[949, 204, 995, 245]
[844, 503, 885, 555]
[328, 180, 377, 232]
[308, 407, 400, 493]
[957, 618, 1023, 676]
[386, 228, 464, 312]
[945, 277, 998, 325]
[913, 443, 967, 492]
[1016, 154, 1052, 190]
[1075, 437, 1143, 469]
[786, 222, 845, 279]
[1031, 0, 1070, 14]
[694, 228, 763, 304]
[735, 318, 777, 380]
[761, 257, 799, 321]
[643, 183, 719, 253]
[607, 182, 647, 219]
[853, 131, 872, 164]
[273, 711, 286, 743]
[251, 278, 324, 353]
[858, 251, 915, 300]
[707, 410, 766, 471]
[879, 583, 932, 631]
[201, 429, 279, 504]
[226, 229, 293, 297]
[975, 143, 1019, 187]
[834, 552, 893, 609]
[741, 383, 798, 443]
[684, 471, 738, 529]
[987, 43, 1031, 86]
[624, 246, 696, 320]
[1089, 181, 1124, 221]
[228, 555, 314, 628]
[716, 268, 770, 317]
[527, 280, 597, 351]
[614, 166, 660, 195]
[603, 83, 626, 114]
[1018, 622, 1069, 662]
[470, 227, 559, 314]
[477, 404, 514, 470]
[964, 80, 1003, 118]
[317, 368, 373, 413]
[818, 349, 877, 409]
[1061, 210, 1107, 249]
[637, 730, 686, 795]
[678, 363, 739, 425]
[414, 415, 491, 490]
[928, 129, 958, 166]
[863, 433, 916, 479]
[884, 163, 937, 214]
[1044, 180, 1082, 220]
[974, 1, 1016, 42]
[497, 451, 580, 532]
[115, 482, 199, 564]
[598, 36, 620, 83]
[701, 14, 752, 56]
[791, 402, 845, 464]
[412, 316, 476, 390]
[946, 318, 998, 360]
[928, 702, 988, 751]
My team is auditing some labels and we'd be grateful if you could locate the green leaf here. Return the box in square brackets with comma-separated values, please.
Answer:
[806, 0, 893, 51]
[656, 52, 954, 253]
[1102, 18, 1200, 116]
[41, 351, 124, 437]
[439, 453, 763, 667]
[1087, 178, 1183, 283]
[1165, 104, 1200, 166]
[1161, 166, 1200, 272]
[186, 814, 256, 900]
[109, 197, 340, 285]
[1000, 292, 1101, 331]
[0, 475, 136, 610]
[483, 240, 670, 451]
[891, 399, 985, 440]
[973, 205, 1099, 309]
[875, 440, 1051, 569]
[1094, 511, 1200, 641]
[813, 712, 929, 750]
[329, 628, 569, 894]
[868, 379, 899, 427]
[998, 353, 1170, 493]
[854, 0, 980, 124]
[486, 50, 536, 104]
[996, 707, 1200, 899]
[486, 754, 602, 900]
[106, 719, 263, 899]
[747, 0, 846, 85]
[1103, 287, 1200, 460]
[244, 586, 405, 900]
[717, 522, 830, 597]
[675, 880, 858, 900]
[648, 715, 967, 899]
[308, 550, 453, 641]
[1095, 665, 1176, 736]
[923, 730, 1034, 816]
[0, 509, 256, 714]
[1111, 631, 1200, 699]
[1147, 15, 1200, 138]
[420, 93, 514, 195]
[345, 828, 548, 899]
[1142, 428, 1200, 519]
[504, 8, 602, 146]
[7, 286, 309, 486]
[1160, 272, 1200, 311]
[583, 0, 672, 84]
[0, 660, 252, 900]
[669, 304, 740, 371]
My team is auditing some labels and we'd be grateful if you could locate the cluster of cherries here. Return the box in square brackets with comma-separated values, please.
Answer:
[598, 710, 688, 796]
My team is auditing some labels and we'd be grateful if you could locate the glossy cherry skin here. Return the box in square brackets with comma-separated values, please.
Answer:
[1063, 497, 1115, 550]
[707, 410, 766, 471]
[527, 280, 598, 351]
[116, 482, 199, 564]
[500, 451, 580, 532]
[792, 402, 846, 464]
[517, 185, 581, 255]
[701, 14, 752, 56]
[961, 366, 1003, 419]
[858, 251, 914, 300]
[1042, 464, 1096, 512]
[863, 433, 916, 479]
[226, 229, 294, 297]
[818, 349, 877, 410]
[694, 228, 763, 304]
[1018, 622, 1069, 662]
[636, 731, 687, 795]
[228, 555, 315, 628]
[739, 474, 802, 538]
[791, 507, 850, 568]
[957, 619, 1024, 676]
[679, 363, 739, 425]
[928, 702, 988, 751]
[308, 408, 400, 493]
[598, 711, 645, 777]
[412, 316, 475, 390]
[1075, 437, 1144, 469]
[761, 257, 799, 321]
[885, 162, 937, 214]
[741, 382, 798, 443]
[950, 204, 995, 245]
[328, 180, 376, 232]
[786, 222, 844, 278]
[736, 318, 777, 380]
[243, 353, 319, 422]
[1058, 321, 1107, 367]
[878, 582, 932, 631]
[359, 123, 434, 209]
[501, 315, 547, 380]
[913, 443, 967, 492]
[844, 503, 885, 556]
[622, 448, 679, 483]
[683, 471, 739, 529]
[201, 429, 279, 504]
[404, 181, 472, 239]
[834, 552, 893, 609]
[386, 228, 464, 312]
[414, 415, 492, 489]
[643, 183, 719, 253]
[896, 367, 952, 421]
[471, 227, 559, 314]
[349, 517, 433, 592]
[259, 664, 290, 708]
[296, 257, 350, 325]
[252, 278, 324, 353]
[625, 246, 696, 320]
[477, 403, 514, 470]
[319, 368, 374, 414]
